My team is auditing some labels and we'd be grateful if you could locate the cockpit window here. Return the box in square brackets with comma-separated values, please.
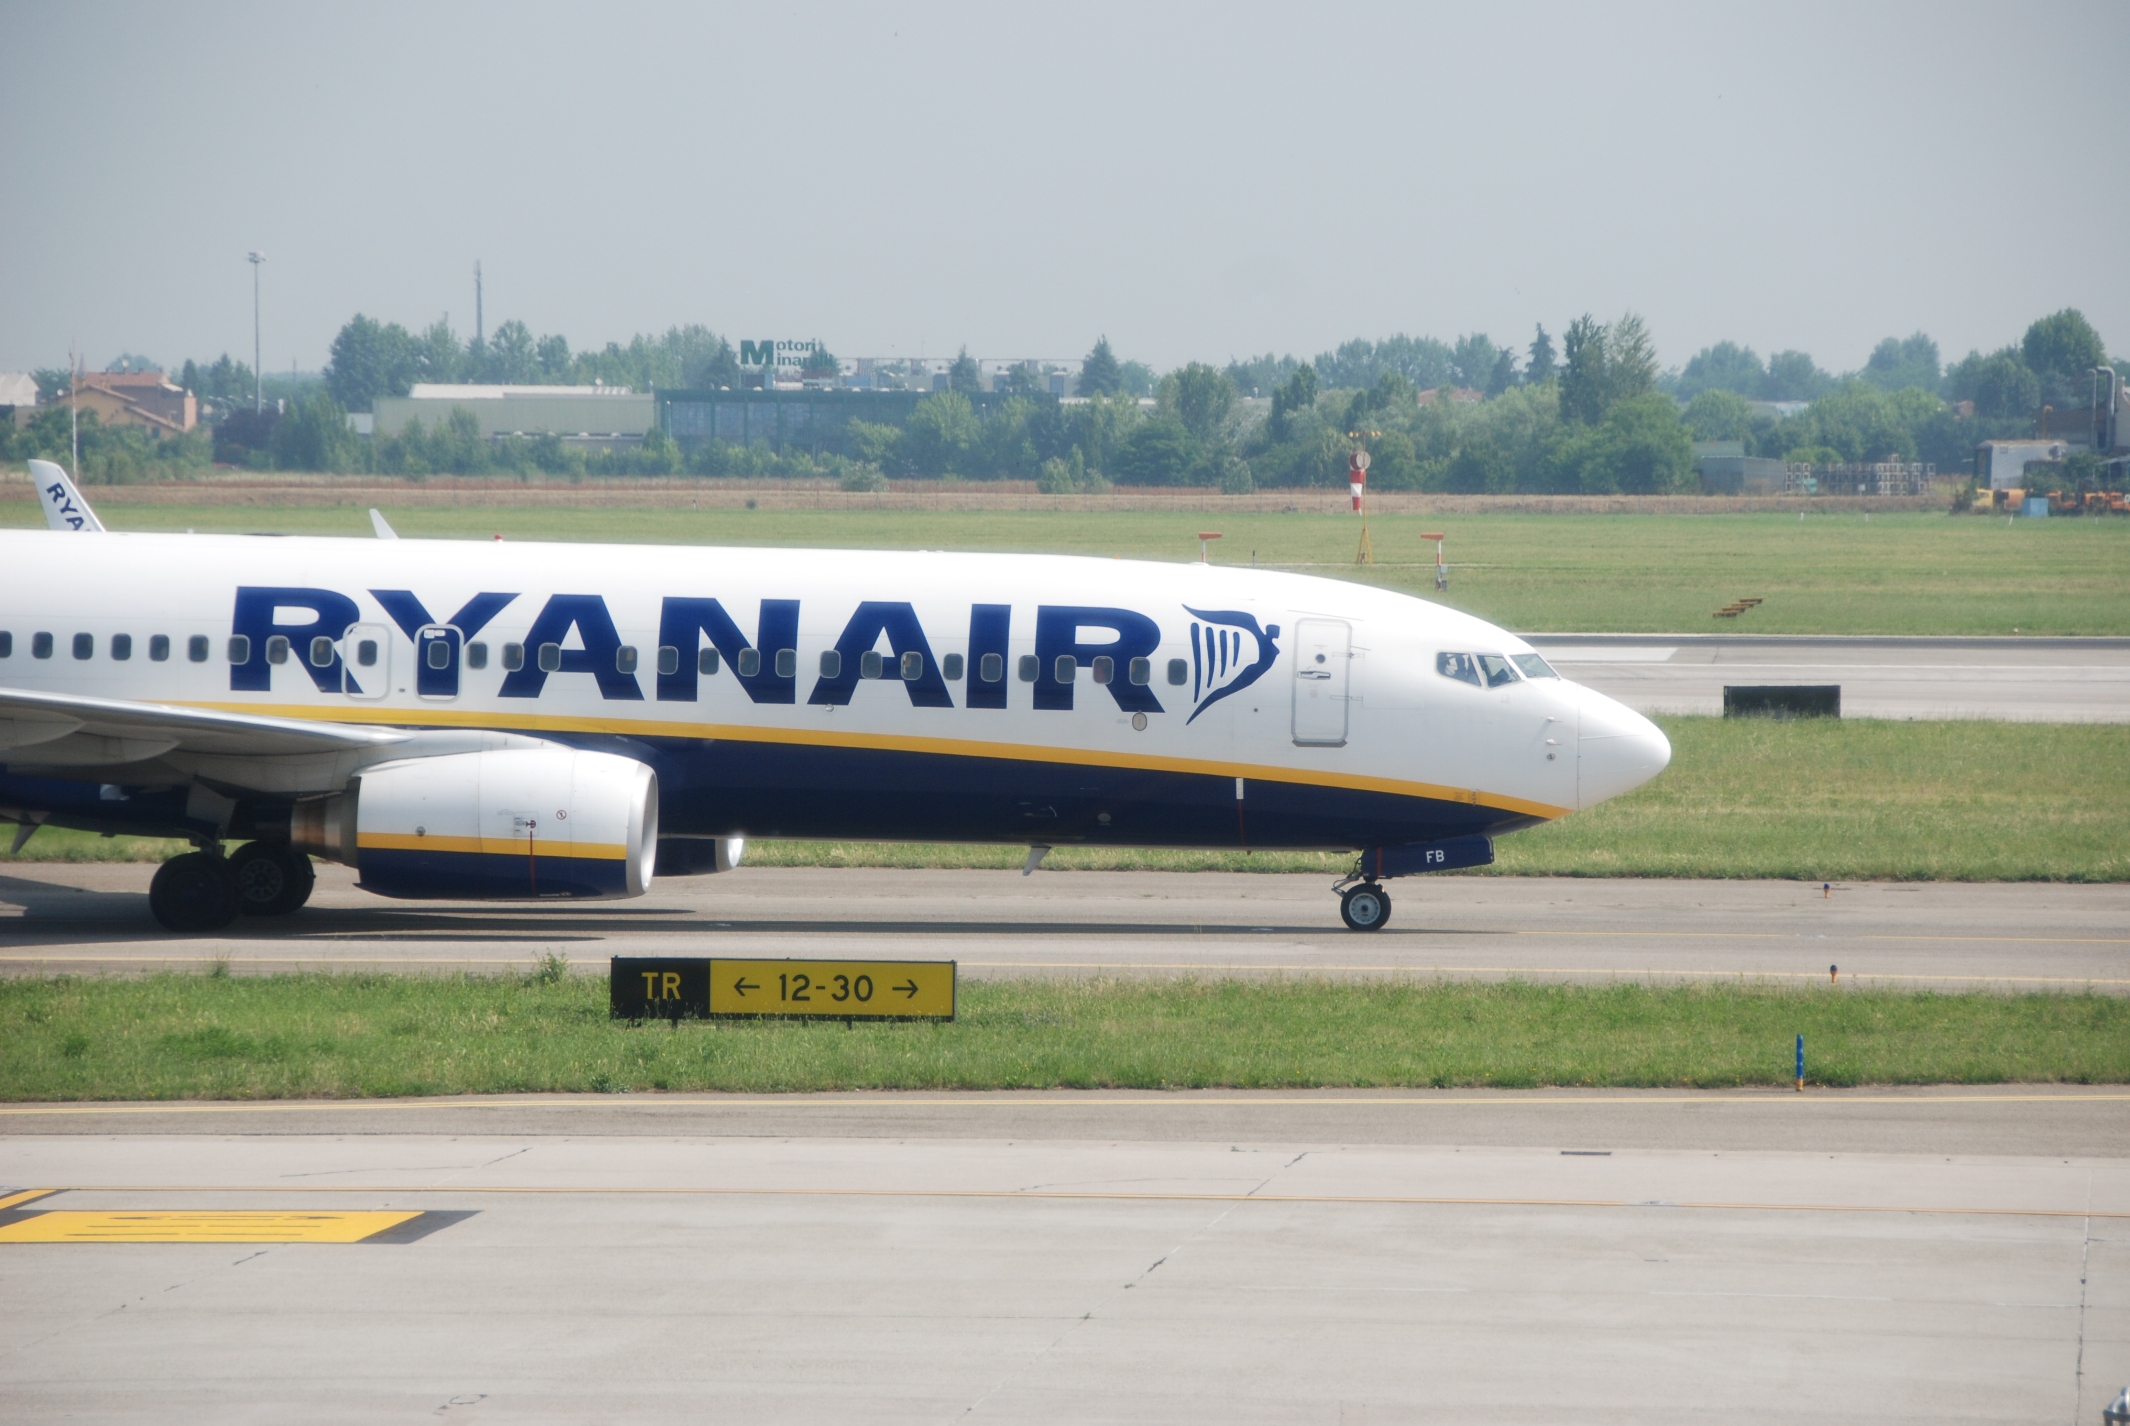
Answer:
[1477, 654, 1521, 688]
[1511, 653, 1558, 679]
[1436, 652, 1483, 687]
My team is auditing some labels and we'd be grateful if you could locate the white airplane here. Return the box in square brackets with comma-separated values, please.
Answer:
[3, 459, 1669, 933]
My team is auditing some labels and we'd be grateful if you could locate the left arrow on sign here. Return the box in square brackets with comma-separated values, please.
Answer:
[732, 977, 758, 997]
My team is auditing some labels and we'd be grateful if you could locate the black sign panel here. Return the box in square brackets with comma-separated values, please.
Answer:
[610, 957, 712, 1020]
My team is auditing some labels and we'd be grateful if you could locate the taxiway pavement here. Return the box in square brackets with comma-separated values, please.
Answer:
[3, 865, 2126, 991]
[2, 1089, 2123, 1423]
[1527, 633, 2130, 721]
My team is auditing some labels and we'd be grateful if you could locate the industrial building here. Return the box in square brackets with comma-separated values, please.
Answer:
[370, 384, 653, 449]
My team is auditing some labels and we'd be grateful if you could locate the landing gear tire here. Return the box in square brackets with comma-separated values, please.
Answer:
[229, 841, 315, 917]
[149, 852, 241, 933]
[1339, 882, 1391, 932]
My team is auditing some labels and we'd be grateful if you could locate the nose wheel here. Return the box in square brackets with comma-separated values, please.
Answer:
[1338, 881, 1391, 932]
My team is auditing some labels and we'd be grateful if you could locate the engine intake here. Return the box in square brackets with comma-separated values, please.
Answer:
[293, 747, 658, 900]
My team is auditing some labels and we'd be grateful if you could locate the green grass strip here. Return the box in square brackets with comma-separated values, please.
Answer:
[4, 972, 2123, 1100]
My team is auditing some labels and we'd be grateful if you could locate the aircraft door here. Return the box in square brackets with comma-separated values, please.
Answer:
[341, 622, 392, 701]
[416, 624, 463, 700]
[1291, 618, 1351, 746]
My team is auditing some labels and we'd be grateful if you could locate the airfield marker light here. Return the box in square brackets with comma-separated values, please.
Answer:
[1823, 882, 1831, 899]
[1198, 531, 1222, 563]
[1830, 964, 1838, 984]
[1795, 1034, 1805, 1092]
[2103, 1384, 2129, 1424]
[1421, 532, 1447, 591]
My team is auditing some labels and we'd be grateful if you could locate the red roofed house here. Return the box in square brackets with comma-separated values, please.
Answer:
[66, 370, 198, 436]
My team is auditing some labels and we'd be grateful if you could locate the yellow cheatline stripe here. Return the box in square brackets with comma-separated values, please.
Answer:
[21, 1185, 2128, 1222]
[0, 1188, 57, 1210]
[0, 1092, 2124, 1117]
[354, 832, 628, 860]
[0, 1209, 420, 1244]
[182, 699, 1571, 822]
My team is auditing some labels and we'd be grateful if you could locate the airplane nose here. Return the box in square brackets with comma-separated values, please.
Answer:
[1577, 691, 1671, 809]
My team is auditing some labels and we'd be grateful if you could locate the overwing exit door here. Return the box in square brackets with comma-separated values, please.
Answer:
[1291, 618, 1351, 746]
[341, 623, 391, 701]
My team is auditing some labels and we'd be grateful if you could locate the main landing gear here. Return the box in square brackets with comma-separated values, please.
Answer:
[148, 842, 315, 933]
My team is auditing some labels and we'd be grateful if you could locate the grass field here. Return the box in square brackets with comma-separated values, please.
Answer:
[12, 717, 2125, 881]
[4, 497, 2125, 635]
[3, 972, 2122, 1100]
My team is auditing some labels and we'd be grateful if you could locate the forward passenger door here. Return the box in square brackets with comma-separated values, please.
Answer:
[1291, 618, 1351, 746]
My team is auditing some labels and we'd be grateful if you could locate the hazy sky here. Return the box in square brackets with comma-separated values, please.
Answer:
[4, 1, 2125, 378]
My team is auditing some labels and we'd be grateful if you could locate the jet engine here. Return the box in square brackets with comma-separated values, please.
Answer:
[292, 747, 658, 900]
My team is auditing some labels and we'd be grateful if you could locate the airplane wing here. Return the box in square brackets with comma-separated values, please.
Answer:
[28, 459, 106, 532]
[0, 685, 410, 761]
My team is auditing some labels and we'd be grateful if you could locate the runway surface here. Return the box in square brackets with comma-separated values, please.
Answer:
[4, 864, 2127, 990]
[3, 1090, 2124, 1423]
[1525, 633, 2130, 721]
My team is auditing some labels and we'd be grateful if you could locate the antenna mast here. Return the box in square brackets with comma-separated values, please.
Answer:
[475, 261, 484, 347]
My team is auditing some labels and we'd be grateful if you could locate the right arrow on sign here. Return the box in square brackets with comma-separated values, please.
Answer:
[732, 977, 758, 997]
[895, 980, 920, 998]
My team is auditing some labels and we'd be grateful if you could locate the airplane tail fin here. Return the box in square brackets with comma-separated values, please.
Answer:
[27, 459, 106, 532]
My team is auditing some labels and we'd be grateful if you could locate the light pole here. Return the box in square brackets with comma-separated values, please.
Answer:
[247, 251, 266, 413]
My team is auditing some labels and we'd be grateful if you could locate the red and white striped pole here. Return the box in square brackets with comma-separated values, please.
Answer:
[1348, 449, 1369, 512]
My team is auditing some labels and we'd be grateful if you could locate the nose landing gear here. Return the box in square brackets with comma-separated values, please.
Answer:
[1336, 879, 1391, 932]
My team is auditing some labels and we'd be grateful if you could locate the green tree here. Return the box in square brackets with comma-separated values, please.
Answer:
[1859, 333, 1939, 392]
[1971, 351, 2040, 420]
[270, 392, 360, 472]
[413, 319, 463, 386]
[1161, 362, 1235, 443]
[1446, 435, 1512, 493]
[1525, 325, 1556, 386]
[1606, 314, 1658, 403]
[902, 391, 979, 476]
[1451, 333, 1501, 390]
[1556, 393, 1693, 493]
[2021, 309, 2107, 404]
[1676, 342, 1764, 399]
[537, 334, 573, 382]
[1559, 314, 1607, 424]
[1111, 417, 1197, 486]
[1078, 337, 1122, 397]
[324, 315, 418, 411]
[1761, 350, 1831, 401]
[1117, 360, 1157, 397]
[485, 321, 539, 383]
[1267, 365, 1319, 441]
[948, 348, 982, 395]
[1683, 389, 1753, 442]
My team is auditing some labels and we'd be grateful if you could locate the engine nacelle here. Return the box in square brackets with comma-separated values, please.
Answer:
[293, 748, 657, 901]
[654, 836, 745, 877]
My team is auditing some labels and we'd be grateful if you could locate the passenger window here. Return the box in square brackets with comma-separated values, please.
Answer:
[265, 636, 289, 665]
[980, 652, 1003, 683]
[227, 635, 251, 664]
[538, 643, 562, 673]
[1091, 655, 1113, 685]
[698, 648, 719, 675]
[901, 651, 924, 681]
[774, 649, 796, 679]
[1053, 655, 1077, 683]
[943, 653, 964, 681]
[74, 633, 95, 660]
[1510, 653, 1558, 680]
[112, 634, 132, 661]
[737, 648, 760, 677]
[310, 636, 335, 667]
[1129, 656, 1151, 686]
[0, 631, 10, 658]
[428, 641, 452, 670]
[502, 642, 525, 672]
[820, 650, 842, 679]
[615, 646, 638, 675]
[1018, 654, 1038, 682]
[466, 642, 488, 670]
[656, 645, 679, 676]
[860, 650, 883, 679]
[1478, 654, 1520, 688]
[149, 635, 169, 661]
[358, 640, 379, 667]
[187, 635, 209, 663]
[1167, 658, 1188, 685]
[32, 632, 53, 659]
[1436, 652, 1482, 687]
